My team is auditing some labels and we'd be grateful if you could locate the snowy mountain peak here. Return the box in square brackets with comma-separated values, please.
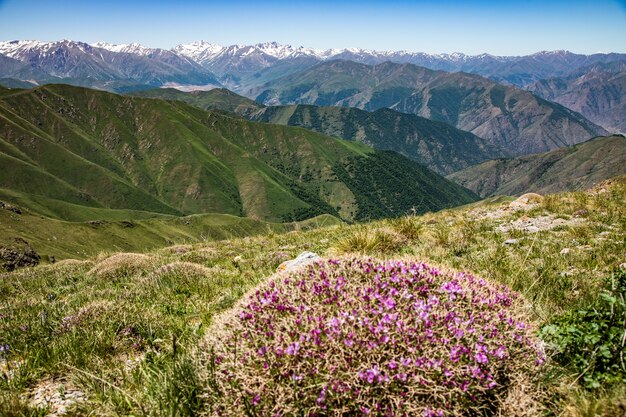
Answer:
[0, 39, 94, 59]
[172, 41, 225, 63]
[91, 41, 154, 55]
[253, 42, 295, 59]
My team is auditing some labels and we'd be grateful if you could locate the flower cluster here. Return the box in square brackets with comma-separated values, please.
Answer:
[203, 258, 544, 416]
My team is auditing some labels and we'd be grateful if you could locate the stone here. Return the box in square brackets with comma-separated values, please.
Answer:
[0, 237, 40, 272]
[277, 251, 320, 272]
[504, 239, 519, 245]
[560, 248, 571, 255]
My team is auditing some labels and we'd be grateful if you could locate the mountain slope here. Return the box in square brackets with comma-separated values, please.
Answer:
[247, 105, 507, 175]
[0, 84, 477, 223]
[0, 40, 221, 91]
[0, 53, 53, 82]
[250, 60, 607, 155]
[527, 61, 626, 134]
[131, 87, 262, 115]
[129, 88, 506, 175]
[447, 135, 626, 197]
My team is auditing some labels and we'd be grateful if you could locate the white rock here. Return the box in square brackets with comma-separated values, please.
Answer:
[277, 251, 320, 272]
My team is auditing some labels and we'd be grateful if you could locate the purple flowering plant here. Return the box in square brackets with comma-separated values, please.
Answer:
[203, 257, 545, 416]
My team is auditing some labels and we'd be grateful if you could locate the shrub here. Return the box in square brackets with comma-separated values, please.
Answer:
[200, 257, 545, 416]
[541, 269, 626, 389]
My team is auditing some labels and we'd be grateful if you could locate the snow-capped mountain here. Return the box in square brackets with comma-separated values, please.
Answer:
[1, 38, 625, 93]
[0, 39, 221, 90]
[91, 41, 154, 56]
[170, 41, 626, 87]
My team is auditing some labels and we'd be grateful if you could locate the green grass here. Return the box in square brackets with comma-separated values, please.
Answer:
[1, 177, 624, 416]
[0, 84, 476, 224]
[0, 202, 341, 261]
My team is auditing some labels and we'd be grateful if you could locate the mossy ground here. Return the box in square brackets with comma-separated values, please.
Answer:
[1, 177, 625, 415]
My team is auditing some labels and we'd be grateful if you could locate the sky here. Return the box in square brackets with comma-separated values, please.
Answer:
[0, 0, 624, 55]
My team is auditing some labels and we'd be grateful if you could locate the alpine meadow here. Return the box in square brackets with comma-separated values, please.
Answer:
[0, 1, 625, 416]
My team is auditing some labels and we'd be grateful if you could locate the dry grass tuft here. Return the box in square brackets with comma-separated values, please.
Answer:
[558, 385, 626, 417]
[144, 261, 214, 287]
[159, 244, 194, 255]
[388, 216, 423, 240]
[332, 226, 406, 255]
[180, 247, 219, 264]
[87, 253, 155, 280]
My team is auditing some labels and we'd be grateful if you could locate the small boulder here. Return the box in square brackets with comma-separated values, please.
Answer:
[0, 201, 22, 214]
[0, 237, 40, 272]
[277, 251, 319, 272]
[516, 193, 544, 204]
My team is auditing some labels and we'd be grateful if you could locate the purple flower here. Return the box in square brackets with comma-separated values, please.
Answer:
[285, 342, 300, 355]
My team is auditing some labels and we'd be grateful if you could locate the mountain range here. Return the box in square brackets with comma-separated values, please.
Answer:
[248, 60, 607, 155]
[0, 40, 221, 92]
[2, 39, 626, 91]
[527, 61, 626, 134]
[0, 39, 622, 141]
[170, 41, 626, 88]
[0, 84, 476, 223]
[131, 87, 506, 175]
[448, 135, 626, 197]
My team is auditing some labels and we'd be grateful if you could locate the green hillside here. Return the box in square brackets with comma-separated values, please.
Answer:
[131, 87, 262, 115]
[0, 200, 340, 261]
[130, 88, 506, 175]
[0, 84, 477, 224]
[448, 135, 626, 197]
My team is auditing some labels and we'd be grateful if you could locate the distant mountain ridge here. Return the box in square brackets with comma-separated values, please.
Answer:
[0, 40, 222, 92]
[1, 39, 625, 92]
[130, 87, 507, 175]
[447, 135, 626, 197]
[527, 61, 626, 134]
[170, 41, 626, 87]
[248, 60, 607, 156]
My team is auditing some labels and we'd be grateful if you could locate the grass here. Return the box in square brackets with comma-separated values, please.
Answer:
[1, 176, 625, 415]
[0, 84, 476, 224]
[0, 204, 342, 261]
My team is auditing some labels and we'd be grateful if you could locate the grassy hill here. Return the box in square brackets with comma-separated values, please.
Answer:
[0, 84, 477, 225]
[2, 175, 624, 416]
[0, 200, 340, 261]
[130, 88, 507, 175]
[448, 135, 626, 197]
[248, 104, 507, 175]
[130, 87, 262, 115]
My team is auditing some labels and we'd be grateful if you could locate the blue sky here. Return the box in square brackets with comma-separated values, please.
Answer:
[0, 0, 624, 55]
